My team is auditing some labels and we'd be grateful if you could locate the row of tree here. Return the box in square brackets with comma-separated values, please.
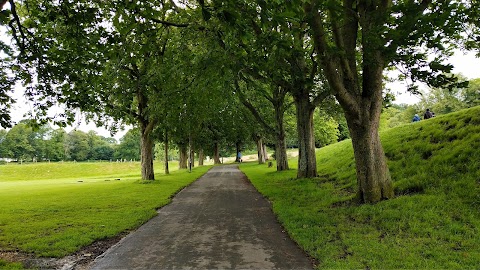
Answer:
[0, 107, 348, 163]
[1, 1, 479, 203]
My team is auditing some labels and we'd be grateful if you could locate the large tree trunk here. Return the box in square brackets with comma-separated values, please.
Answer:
[275, 103, 289, 171]
[294, 93, 318, 178]
[198, 148, 205, 166]
[256, 136, 266, 164]
[345, 107, 394, 203]
[140, 124, 155, 180]
[304, 1, 394, 203]
[179, 144, 188, 169]
[164, 130, 169, 175]
[213, 142, 221, 164]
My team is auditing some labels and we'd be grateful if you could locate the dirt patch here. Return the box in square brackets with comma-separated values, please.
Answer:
[0, 232, 128, 270]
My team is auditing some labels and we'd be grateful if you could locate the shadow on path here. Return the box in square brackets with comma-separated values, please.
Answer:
[91, 165, 313, 269]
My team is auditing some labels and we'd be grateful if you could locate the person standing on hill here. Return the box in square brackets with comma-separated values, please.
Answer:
[412, 114, 421, 122]
[424, 108, 434, 119]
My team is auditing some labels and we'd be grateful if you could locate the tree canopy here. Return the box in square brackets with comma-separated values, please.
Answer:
[1, 0, 478, 202]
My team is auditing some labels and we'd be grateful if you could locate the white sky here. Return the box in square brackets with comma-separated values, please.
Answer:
[390, 50, 480, 105]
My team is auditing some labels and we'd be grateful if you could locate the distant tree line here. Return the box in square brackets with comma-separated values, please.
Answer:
[0, 121, 139, 162]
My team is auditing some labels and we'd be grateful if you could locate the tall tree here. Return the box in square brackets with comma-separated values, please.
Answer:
[304, 0, 468, 203]
[114, 128, 141, 161]
[65, 130, 89, 161]
[7, 0, 197, 179]
[2, 123, 34, 161]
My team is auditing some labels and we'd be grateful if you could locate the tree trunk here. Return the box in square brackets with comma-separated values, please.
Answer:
[235, 141, 241, 162]
[275, 137, 288, 171]
[164, 131, 169, 175]
[294, 93, 318, 178]
[198, 148, 205, 166]
[262, 143, 268, 160]
[140, 125, 155, 180]
[256, 136, 265, 164]
[189, 136, 194, 169]
[179, 144, 188, 169]
[346, 110, 394, 203]
[213, 142, 221, 164]
[275, 103, 289, 171]
[304, 2, 394, 203]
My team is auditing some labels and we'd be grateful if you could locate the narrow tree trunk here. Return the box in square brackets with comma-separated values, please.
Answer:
[198, 148, 205, 166]
[294, 94, 318, 178]
[275, 103, 289, 171]
[346, 112, 394, 203]
[179, 145, 188, 169]
[275, 133, 289, 171]
[140, 125, 155, 180]
[262, 143, 268, 160]
[189, 136, 195, 169]
[164, 131, 169, 175]
[213, 142, 221, 164]
[256, 136, 265, 164]
[235, 141, 241, 162]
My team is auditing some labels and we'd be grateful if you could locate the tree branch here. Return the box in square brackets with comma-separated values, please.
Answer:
[304, 1, 360, 116]
[234, 79, 276, 134]
[149, 17, 189, 27]
[312, 90, 331, 107]
[8, 0, 28, 55]
[0, 0, 7, 9]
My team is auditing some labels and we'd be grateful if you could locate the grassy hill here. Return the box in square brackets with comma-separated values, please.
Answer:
[240, 106, 480, 269]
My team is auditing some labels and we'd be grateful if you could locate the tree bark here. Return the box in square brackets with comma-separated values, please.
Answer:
[164, 130, 169, 175]
[189, 136, 195, 169]
[294, 93, 318, 178]
[345, 108, 394, 203]
[198, 148, 205, 166]
[262, 143, 268, 160]
[213, 142, 221, 164]
[275, 103, 289, 171]
[256, 136, 266, 164]
[140, 124, 155, 180]
[179, 144, 188, 169]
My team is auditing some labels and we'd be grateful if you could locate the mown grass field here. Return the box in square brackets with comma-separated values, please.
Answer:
[240, 106, 480, 269]
[0, 161, 211, 264]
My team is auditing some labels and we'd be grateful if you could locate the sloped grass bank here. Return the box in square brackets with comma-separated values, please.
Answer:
[240, 106, 480, 269]
[0, 164, 211, 259]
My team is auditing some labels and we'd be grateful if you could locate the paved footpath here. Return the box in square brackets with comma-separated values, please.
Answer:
[91, 165, 313, 270]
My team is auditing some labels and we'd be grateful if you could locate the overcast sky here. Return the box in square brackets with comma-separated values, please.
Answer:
[387, 50, 479, 105]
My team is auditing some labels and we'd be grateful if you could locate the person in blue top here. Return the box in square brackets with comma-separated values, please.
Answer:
[412, 114, 421, 122]
[237, 151, 243, 162]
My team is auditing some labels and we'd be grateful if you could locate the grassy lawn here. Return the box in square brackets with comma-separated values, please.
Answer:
[0, 161, 211, 259]
[240, 106, 480, 269]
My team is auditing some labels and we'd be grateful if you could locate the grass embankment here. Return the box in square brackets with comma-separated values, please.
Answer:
[0, 161, 211, 259]
[240, 106, 480, 269]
